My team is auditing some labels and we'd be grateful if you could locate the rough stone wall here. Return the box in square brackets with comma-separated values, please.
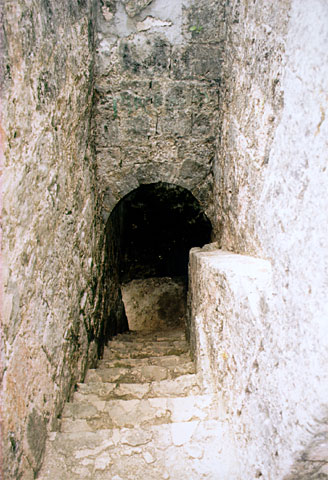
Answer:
[94, 0, 225, 222]
[197, 0, 328, 478]
[2, 1, 327, 479]
[0, 2, 109, 478]
[214, 0, 290, 246]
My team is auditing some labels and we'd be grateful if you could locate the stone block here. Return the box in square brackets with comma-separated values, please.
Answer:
[189, 246, 272, 387]
[189, 246, 274, 478]
[121, 277, 186, 332]
[118, 34, 171, 77]
[171, 44, 223, 81]
[181, 0, 226, 44]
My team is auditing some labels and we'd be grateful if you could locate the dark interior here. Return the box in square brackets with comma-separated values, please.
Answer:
[111, 182, 212, 283]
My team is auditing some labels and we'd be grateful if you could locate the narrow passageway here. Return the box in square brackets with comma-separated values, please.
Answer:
[39, 323, 227, 479]
[38, 182, 220, 479]
[107, 182, 212, 335]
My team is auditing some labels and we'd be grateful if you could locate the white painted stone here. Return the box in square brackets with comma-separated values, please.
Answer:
[185, 444, 203, 459]
[171, 421, 198, 446]
[95, 453, 111, 470]
[142, 451, 155, 464]
[136, 16, 172, 32]
[211, 0, 328, 477]
[189, 247, 273, 477]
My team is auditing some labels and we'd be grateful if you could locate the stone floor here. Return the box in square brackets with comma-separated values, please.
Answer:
[38, 328, 233, 479]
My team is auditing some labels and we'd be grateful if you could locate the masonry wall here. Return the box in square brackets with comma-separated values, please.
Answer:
[2, 1, 328, 478]
[0, 2, 109, 478]
[94, 0, 225, 222]
[195, 0, 328, 477]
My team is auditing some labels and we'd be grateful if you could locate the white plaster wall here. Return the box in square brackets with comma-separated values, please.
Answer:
[256, 1, 328, 471]
[196, 1, 328, 478]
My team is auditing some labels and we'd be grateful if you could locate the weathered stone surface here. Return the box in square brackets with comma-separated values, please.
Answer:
[99, 352, 190, 367]
[123, 0, 153, 18]
[61, 393, 219, 431]
[94, 0, 223, 221]
[104, 343, 189, 360]
[121, 277, 186, 331]
[25, 409, 47, 471]
[39, 420, 236, 479]
[2, 0, 328, 478]
[39, 327, 237, 479]
[1, 1, 99, 477]
[1, 1, 125, 477]
[189, 246, 275, 477]
[284, 431, 328, 479]
[85, 361, 194, 384]
[211, 0, 328, 478]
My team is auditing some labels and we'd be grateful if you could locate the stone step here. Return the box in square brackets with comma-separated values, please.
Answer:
[105, 336, 189, 348]
[103, 342, 189, 359]
[114, 329, 186, 343]
[85, 361, 195, 384]
[98, 352, 192, 369]
[61, 394, 221, 432]
[74, 374, 202, 401]
[39, 419, 234, 480]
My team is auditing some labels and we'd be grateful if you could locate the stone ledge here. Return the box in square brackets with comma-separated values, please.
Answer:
[188, 245, 274, 478]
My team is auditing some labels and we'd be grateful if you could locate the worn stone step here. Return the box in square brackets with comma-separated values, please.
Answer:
[98, 352, 192, 369]
[105, 337, 189, 350]
[103, 342, 189, 359]
[39, 419, 235, 480]
[74, 374, 202, 401]
[112, 335, 188, 346]
[85, 361, 195, 384]
[108, 330, 186, 343]
[114, 329, 186, 343]
[61, 394, 221, 432]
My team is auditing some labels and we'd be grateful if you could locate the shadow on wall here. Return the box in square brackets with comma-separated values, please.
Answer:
[104, 182, 212, 334]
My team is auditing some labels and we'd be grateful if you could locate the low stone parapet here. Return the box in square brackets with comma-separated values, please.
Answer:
[188, 244, 274, 478]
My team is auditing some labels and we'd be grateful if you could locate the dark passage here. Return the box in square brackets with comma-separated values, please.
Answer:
[114, 182, 212, 283]
[101, 182, 212, 341]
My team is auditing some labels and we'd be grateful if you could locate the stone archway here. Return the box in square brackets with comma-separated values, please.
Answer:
[105, 181, 212, 334]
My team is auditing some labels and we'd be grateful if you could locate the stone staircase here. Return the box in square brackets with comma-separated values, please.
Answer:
[38, 328, 231, 479]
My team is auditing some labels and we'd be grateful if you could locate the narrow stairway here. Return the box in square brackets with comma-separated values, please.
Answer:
[38, 328, 228, 479]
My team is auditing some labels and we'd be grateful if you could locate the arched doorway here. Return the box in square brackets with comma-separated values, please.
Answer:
[104, 182, 212, 338]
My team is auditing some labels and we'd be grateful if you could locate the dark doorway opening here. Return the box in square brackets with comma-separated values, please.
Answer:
[116, 182, 212, 283]
[104, 182, 212, 337]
